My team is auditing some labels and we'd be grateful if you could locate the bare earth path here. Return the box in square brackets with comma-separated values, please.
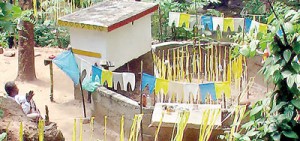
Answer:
[0, 47, 118, 141]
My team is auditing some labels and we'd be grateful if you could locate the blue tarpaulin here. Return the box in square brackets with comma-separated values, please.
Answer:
[53, 50, 80, 85]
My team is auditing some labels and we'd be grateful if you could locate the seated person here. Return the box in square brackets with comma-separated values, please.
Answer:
[4, 81, 42, 121]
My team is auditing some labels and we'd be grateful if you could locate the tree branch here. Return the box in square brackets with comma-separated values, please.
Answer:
[267, 0, 289, 46]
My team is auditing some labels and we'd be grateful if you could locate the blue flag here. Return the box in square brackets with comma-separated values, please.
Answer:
[141, 73, 156, 94]
[53, 50, 80, 85]
[245, 18, 252, 33]
[199, 83, 217, 103]
[201, 16, 213, 31]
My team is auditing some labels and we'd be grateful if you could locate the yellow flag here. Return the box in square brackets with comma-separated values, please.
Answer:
[223, 18, 234, 32]
[259, 23, 268, 34]
[101, 69, 113, 88]
[179, 13, 190, 28]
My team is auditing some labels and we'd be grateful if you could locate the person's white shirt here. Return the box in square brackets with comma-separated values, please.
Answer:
[8, 95, 31, 114]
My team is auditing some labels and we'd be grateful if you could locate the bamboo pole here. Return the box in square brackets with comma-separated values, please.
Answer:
[140, 61, 144, 141]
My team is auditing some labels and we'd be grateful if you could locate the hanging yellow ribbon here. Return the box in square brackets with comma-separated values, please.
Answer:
[167, 50, 172, 80]
[173, 49, 176, 80]
[120, 115, 124, 141]
[33, 0, 37, 18]
[177, 48, 180, 80]
[193, 50, 196, 76]
[181, 47, 185, 80]
[38, 120, 45, 141]
[186, 46, 190, 82]
[73, 119, 76, 141]
[174, 111, 190, 141]
[90, 117, 95, 141]
[19, 122, 23, 141]
[155, 112, 165, 141]
[162, 50, 165, 79]
[198, 109, 221, 141]
[128, 115, 137, 141]
[104, 116, 107, 141]
[135, 114, 143, 141]
[79, 118, 83, 141]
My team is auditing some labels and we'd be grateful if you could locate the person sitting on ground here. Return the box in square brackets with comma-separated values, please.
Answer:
[4, 81, 42, 121]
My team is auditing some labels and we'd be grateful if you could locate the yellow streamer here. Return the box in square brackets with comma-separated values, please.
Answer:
[174, 111, 190, 141]
[173, 49, 176, 80]
[186, 46, 190, 82]
[90, 117, 95, 141]
[104, 116, 107, 141]
[177, 49, 180, 80]
[19, 122, 23, 141]
[33, 0, 37, 18]
[79, 118, 83, 141]
[38, 120, 44, 141]
[199, 109, 221, 141]
[167, 50, 172, 80]
[120, 115, 124, 141]
[128, 115, 137, 141]
[73, 119, 76, 141]
[154, 112, 165, 141]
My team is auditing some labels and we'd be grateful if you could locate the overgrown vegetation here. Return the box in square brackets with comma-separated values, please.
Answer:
[232, 1, 300, 140]
[151, 0, 221, 42]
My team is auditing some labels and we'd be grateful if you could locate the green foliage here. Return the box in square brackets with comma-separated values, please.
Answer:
[34, 20, 70, 48]
[152, 0, 220, 41]
[232, 1, 300, 141]
[0, 132, 7, 141]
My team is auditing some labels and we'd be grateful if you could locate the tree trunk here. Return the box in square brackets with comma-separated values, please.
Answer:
[17, 0, 36, 81]
[17, 21, 36, 81]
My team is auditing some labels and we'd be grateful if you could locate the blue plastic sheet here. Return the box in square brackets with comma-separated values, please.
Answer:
[53, 50, 80, 85]
[141, 73, 156, 94]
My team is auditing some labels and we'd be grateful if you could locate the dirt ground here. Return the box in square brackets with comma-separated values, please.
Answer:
[0, 47, 268, 141]
[0, 47, 119, 141]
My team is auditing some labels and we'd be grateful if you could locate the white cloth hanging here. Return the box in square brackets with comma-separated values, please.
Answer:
[122, 73, 135, 91]
[113, 72, 135, 91]
[168, 81, 184, 103]
[250, 20, 260, 32]
[80, 59, 92, 80]
[183, 83, 199, 103]
[233, 18, 244, 32]
[113, 72, 124, 90]
[212, 17, 224, 31]
[168, 12, 180, 27]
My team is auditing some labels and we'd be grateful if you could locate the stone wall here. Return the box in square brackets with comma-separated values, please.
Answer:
[90, 87, 243, 141]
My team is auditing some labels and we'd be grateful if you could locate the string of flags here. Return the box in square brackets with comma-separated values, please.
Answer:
[53, 50, 136, 92]
[141, 73, 231, 103]
[168, 12, 281, 35]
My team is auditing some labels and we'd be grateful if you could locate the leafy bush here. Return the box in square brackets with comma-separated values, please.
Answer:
[34, 20, 70, 48]
[231, 1, 300, 141]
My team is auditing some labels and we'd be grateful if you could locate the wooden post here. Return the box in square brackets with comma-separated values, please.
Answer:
[79, 75, 87, 118]
[50, 61, 54, 102]
[140, 61, 144, 141]
[44, 59, 54, 102]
